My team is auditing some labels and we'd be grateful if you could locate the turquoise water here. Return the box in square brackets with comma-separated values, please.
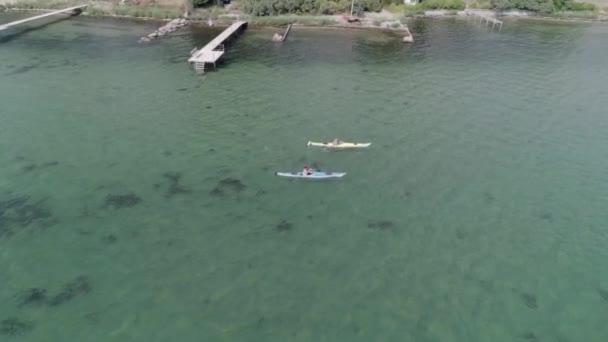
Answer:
[1, 13, 608, 341]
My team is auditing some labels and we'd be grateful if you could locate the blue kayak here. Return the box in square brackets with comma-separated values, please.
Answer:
[275, 171, 346, 179]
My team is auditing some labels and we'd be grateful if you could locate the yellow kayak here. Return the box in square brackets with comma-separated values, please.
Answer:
[307, 141, 371, 149]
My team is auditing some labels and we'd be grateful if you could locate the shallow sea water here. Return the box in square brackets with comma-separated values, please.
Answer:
[1, 13, 608, 341]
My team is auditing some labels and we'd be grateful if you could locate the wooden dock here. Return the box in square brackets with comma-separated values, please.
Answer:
[0, 5, 87, 31]
[272, 24, 292, 42]
[188, 21, 248, 72]
[465, 10, 503, 31]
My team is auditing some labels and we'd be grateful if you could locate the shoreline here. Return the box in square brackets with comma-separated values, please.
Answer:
[2, 7, 607, 28]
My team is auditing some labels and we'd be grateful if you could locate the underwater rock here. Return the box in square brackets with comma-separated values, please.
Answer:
[367, 220, 395, 230]
[103, 193, 141, 209]
[520, 292, 538, 309]
[49, 276, 92, 306]
[162, 172, 191, 198]
[0, 317, 34, 336]
[15, 288, 47, 307]
[276, 220, 292, 232]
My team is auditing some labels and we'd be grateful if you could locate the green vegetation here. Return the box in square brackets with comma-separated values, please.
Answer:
[238, 0, 383, 16]
[546, 9, 599, 17]
[418, 0, 466, 9]
[488, 0, 596, 13]
[3, 0, 82, 10]
[2, 0, 183, 19]
[249, 15, 337, 25]
[469, 0, 494, 9]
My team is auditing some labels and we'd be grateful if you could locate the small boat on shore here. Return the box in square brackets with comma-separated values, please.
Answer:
[307, 141, 371, 149]
[275, 171, 346, 179]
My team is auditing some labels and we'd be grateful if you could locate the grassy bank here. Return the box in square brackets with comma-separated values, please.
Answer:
[1, 0, 184, 19]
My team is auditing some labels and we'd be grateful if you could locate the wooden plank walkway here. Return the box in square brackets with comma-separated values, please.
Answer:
[0, 5, 87, 31]
[273, 24, 291, 42]
[188, 21, 247, 67]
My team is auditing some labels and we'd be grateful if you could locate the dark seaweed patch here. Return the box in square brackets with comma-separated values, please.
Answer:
[0, 196, 30, 215]
[49, 276, 92, 306]
[103, 193, 141, 209]
[210, 178, 245, 196]
[521, 293, 538, 309]
[15, 202, 52, 226]
[5, 65, 37, 76]
[101, 234, 118, 244]
[598, 289, 608, 301]
[520, 332, 537, 341]
[21, 161, 59, 173]
[205, 105, 212, 109]
[255, 190, 267, 197]
[162, 172, 191, 198]
[21, 164, 37, 172]
[276, 220, 292, 232]
[0, 196, 54, 236]
[0, 318, 34, 336]
[483, 192, 495, 203]
[367, 220, 395, 230]
[15, 288, 47, 307]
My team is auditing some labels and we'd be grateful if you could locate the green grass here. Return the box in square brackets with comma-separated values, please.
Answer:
[384, 3, 405, 13]
[251, 15, 337, 26]
[5, 0, 81, 10]
[3, 1, 183, 19]
[546, 10, 599, 18]
[468, 0, 493, 9]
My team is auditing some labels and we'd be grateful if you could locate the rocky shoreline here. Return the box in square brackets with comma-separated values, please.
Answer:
[139, 18, 189, 42]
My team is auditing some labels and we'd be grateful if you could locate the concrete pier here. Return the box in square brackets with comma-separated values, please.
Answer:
[0, 5, 87, 31]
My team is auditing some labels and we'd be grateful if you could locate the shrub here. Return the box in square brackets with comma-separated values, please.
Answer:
[469, 0, 493, 9]
[418, 0, 465, 10]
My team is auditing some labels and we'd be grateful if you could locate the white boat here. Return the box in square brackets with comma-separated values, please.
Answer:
[275, 171, 346, 179]
[307, 141, 371, 149]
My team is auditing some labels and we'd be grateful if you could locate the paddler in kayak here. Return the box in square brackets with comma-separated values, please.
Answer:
[329, 138, 344, 145]
[302, 165, 315, 175]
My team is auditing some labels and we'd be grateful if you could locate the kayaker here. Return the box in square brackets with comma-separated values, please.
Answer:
[330, 138, 343, 145]
[302, 165, 314, 175]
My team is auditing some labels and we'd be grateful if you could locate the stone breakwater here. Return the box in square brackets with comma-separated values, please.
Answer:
[139, 18, 189, 42]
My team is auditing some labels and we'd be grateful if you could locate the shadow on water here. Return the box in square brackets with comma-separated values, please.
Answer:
[0, 16, 72, 44]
